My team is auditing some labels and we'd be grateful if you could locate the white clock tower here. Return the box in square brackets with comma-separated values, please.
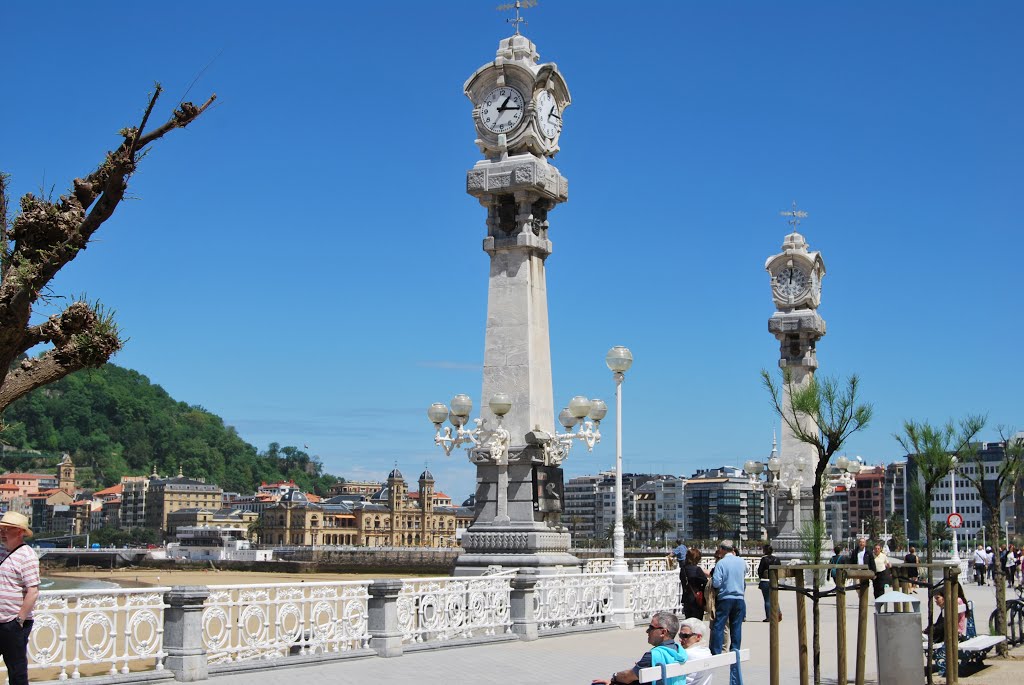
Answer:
[765, 208, 829, 557]
[454, 30, 578, 574]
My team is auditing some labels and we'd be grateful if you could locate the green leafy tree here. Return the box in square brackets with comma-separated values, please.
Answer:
[711, 513, 734, 540]
[960, 427, 1024, 655]
[885, 512, 907, 553]
[762, 371, 872, 685]
[895, 415, 984, 683]
[0, 87, 213, 417]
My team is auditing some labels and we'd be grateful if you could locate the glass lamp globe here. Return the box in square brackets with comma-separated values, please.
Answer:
[450, 394, 473, 418]
[744, 460, 756, 474]
[846, 461, 861, 475]
[588, 399, 608, 422]
[558, 408, 576, 429]
[489, 393, 512, 417]
[605, 346, 633, 373]
[427, 403, 449, 426]
[836, 455, 849, 470]
[768, 457, 781, 474]
[568, 396, 592, 419]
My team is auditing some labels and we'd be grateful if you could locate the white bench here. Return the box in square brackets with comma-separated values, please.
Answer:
[927, 635, 1006, 675]
[638, 649, 751, 684]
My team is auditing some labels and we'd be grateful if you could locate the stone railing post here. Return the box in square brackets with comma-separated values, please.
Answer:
[611, 571, 635, 629]
[164, 586, 210, 682]
[368, 579, 404, 657]
[510, 569, 539, 641]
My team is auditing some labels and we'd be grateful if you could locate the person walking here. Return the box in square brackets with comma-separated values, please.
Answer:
[903, 545, 920, 591]
[0, 511, 40, 685]
[756, 544, 781, 622]
[853, 538, 869, 566]
[681, 548, 708, 620]
[870, 543, 892, 599]
[710, 540, 746, 685]
[592, 611, 687, 685]
[972, 545, 987, 586]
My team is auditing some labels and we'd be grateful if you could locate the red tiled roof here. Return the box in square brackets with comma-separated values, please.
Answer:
[94, 484, 122, 496]
[0, 473, 50, 480]
[0, 485, 20, 491]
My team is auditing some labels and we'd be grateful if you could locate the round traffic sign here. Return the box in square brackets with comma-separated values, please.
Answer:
[947, 512, 963, 529]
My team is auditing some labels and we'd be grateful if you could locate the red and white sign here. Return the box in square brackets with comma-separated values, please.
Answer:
[947, 512, 964, 529]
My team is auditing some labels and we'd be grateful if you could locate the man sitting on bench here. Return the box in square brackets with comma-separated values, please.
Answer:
[593, 611, 688, 685]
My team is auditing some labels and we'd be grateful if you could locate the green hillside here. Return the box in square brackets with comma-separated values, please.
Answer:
[1, 363, 338, 494]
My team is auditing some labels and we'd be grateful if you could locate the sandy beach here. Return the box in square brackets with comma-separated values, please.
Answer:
[46, 567, 415, 588]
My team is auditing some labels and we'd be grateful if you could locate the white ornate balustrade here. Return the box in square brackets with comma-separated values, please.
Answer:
[201, 581, 371, 665]
[631, 569, 682, 623]
[11, 586, 170, 681]
[397, 573, 514, 644]
[534, 571, 613, 632]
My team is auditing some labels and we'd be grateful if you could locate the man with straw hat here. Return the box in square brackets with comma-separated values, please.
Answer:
[0, 511, 39, 685]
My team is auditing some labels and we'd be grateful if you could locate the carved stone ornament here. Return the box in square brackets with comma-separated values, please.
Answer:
[464, 35, 571, 159]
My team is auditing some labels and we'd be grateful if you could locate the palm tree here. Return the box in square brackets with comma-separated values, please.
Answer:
[654, 518, 674, 550]
[711, 513, 733, 540]
[247, 517, 263, 544]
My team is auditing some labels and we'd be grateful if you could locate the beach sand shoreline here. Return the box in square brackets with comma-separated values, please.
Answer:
[45, 566, 416, 588]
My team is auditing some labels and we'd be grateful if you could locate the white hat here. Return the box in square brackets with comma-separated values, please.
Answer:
[0, 511, 33, 537]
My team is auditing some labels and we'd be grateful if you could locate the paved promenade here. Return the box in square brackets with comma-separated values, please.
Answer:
[206, 580, 1018, 685]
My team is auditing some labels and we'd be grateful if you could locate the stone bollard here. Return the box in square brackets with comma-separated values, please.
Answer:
[164, 586, 210, 682]
[510, 569, 539, 641]
[368, 579, 405, 657]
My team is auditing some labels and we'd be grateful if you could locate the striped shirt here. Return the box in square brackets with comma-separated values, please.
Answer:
[0, 544, 40, 621]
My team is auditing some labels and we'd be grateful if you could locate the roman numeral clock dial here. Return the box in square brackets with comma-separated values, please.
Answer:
[480, 86, 525, 134]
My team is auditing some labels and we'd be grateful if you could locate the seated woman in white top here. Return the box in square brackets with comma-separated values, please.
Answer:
[678, 617, 713, 685]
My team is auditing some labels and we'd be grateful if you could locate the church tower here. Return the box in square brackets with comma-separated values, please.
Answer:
[764, 207, 828, 557]
[57, 453, 76, 496]
[453, 22, 579, 574]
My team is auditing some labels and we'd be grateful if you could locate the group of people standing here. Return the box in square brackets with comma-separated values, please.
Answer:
[971, 543, 1020, 587]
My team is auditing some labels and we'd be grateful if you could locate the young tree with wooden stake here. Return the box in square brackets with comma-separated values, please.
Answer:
[894, 415, 985, 685]
[761, 370, 872, 685]
[0, 85, 215, 416]
[960, 427, 1023, 656]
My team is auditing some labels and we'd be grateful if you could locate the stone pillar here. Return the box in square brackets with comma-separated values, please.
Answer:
[163, 586, 210, 682]
[510, 569, 539, 641]
[610, 571, 635, 630]
[368, 579, 404, 657]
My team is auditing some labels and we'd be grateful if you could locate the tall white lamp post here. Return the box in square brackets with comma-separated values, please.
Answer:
[606, 345, 633, 574]
[950, 457, 960, 561]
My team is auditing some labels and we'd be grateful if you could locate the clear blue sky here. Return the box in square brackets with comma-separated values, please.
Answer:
[3, 2, 1021, 501]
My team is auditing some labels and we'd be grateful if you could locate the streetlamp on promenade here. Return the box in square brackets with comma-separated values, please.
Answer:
[605, 345, 633, 575]
[950, 456, 960, 561]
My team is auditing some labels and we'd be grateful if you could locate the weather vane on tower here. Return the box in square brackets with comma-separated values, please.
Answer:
[497, 0, 537, 36]
[779, 201, 808, 231]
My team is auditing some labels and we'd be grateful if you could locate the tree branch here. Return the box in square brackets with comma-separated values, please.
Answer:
[0, 315, 122, 410]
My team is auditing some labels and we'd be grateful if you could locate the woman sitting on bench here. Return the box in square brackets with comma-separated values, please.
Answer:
[924, 589, 967, 643]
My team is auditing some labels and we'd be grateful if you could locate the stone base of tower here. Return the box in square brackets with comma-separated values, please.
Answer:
[770, 487, 833, 564]
[452, 522, 579, 576]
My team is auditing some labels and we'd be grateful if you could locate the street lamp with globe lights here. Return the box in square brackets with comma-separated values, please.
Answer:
[745, 453, 862, 533]
[606, 345, 633, 574]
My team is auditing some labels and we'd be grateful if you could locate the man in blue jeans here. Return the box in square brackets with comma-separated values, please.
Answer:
[711, 539, 746, 685]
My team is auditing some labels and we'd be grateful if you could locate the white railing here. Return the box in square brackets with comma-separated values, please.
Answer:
[202, 581, 371, 665]
[534, 572, 614, 632]
[631, 569, 682, 622]
[18, 586, 170, 681]
[397, 573, 514, 644]
[582, 557, 614, 573]
[698, 555, 759, 580]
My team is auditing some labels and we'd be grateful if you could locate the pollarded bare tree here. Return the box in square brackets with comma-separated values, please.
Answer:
[0, 85, 214, 413]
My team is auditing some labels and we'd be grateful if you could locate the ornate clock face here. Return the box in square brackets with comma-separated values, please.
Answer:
[775, 266, 810, 298]
[535, 90, 561, 139]
[480, 86, 525, 134]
